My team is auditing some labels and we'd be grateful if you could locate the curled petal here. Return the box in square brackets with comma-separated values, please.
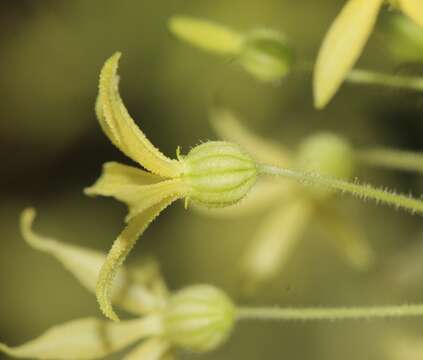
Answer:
[0, 315, 162, 359]
[97, 53, 182, 177]
[241, 200, 311, 292]
[96, 196, 180, 321]
[169, 16, 243, 55]
[400, 0, 423, 27]
[210, 108, 291, 166]
[20, 208, 164, 315]
[317, 206, 374, 270]
[313, 0, 384, 108]
[123, 338, 171, 360]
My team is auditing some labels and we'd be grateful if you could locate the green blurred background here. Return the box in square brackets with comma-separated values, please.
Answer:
[1, 1, 423, 359]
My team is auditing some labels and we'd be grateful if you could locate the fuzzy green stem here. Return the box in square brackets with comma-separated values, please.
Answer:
[258, 164, 423, 217]
[358, 148, 423, 173]
[237, 304, 423, 321]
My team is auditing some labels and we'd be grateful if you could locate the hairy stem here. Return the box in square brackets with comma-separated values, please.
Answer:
[358, 147, 423, 173]
[237, 304, 423, 321]
[258, 164, 423, 217]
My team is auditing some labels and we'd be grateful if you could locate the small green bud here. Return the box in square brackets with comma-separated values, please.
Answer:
[381, 13, 423, 61]
[163, 285, 236, 352]
[239, 29, 295, 82]
[181, 141, 258, 208]
[296, 132, 355, 183]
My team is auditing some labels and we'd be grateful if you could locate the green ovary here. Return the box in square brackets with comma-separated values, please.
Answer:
[182, 141, 258, 207]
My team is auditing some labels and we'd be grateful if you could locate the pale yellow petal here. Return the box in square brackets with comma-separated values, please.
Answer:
[241, 200, 311, 292]
[169, 16, 243, 55]
[123, 338, 171, 360]
[85, 162, 188, 222]
[192, 178, 292, 219]
[313, 0, 384, 109]
[400, 0, 423, 27]
[97, 53, 182, 177]
[386, 332, 423, 360]
[0, 315, 162, 359]
[210, 108, 291, 166]
[317, 207, 374, 270]
[96, 196, 180, 321]
[20, 208, 164, 315]
[85, 162, 162, 196]
[124, 179, 188, 222]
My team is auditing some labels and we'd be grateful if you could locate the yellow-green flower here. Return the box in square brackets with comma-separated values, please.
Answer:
[0, 209, 235, 359]
[314, 0, 423, 109]
[86, 53, 258, 321]
[203, 109, 373, 292]
[3, 209, 423, 359]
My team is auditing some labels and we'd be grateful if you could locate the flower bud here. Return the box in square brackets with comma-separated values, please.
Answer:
[296, 132, 355, 197]
[163, 285, 236, 352]
[239, 29, 295, 82]
[181, 141, 258, 208]
[381, 13, 423, 62]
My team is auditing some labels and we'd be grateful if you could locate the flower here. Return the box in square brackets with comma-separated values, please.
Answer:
[201, 109, 374, 292]
[314, 0, 423, 109]
[85, 53, 257, 320]
[168, 16, 295, 82]
[0, 209, 235, 360]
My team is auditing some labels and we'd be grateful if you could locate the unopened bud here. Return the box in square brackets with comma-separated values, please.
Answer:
[296, 132, 355, 192]
[181, 141, 258, 208]
[381, 13, 423, 62]
[239, 29, 295, 82]
[163, 285, 236, 352]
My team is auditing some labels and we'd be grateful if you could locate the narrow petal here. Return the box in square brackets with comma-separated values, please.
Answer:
[386, 332, 423, 360]
[123, 338, 171, 360]
[0, 315, 162, 359]
[240, 200, 311, 292]
[124, 179, 188, 222]
[169, 16, 243, 55]
[313, 0, 384, 109]
[96, 196, 180, 321]
[85, 162, 163, 196]
[97, 53, 182, 177]
[316, 206, 374, 270]
[20, 208, 164, 315]
[210, 108, 291, 166]
[400, 0, 423, 27]
[85, 162, 188, 222]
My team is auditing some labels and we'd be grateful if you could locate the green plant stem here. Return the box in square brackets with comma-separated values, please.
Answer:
[237, 304, 423, 321]
[358, 147, 423, 173]
[297, 61, 423, 92]
[258, 164, 423, 217]
[345, 69, 423, 92]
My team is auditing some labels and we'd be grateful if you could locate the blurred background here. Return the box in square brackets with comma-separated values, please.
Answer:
[1, 1, 423, 359]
